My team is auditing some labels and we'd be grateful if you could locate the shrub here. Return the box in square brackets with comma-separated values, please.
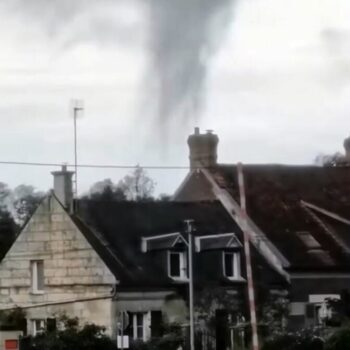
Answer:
[262, 329, 324, 350]
[324, 327, 350, 350]
[28, 317, 116, 350]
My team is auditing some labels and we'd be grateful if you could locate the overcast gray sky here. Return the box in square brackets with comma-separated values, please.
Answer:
[0, 0, 349, 196]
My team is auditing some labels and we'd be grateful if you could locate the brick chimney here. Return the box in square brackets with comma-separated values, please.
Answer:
[51, 165, 74, 209]
[187, 127, 219, 170]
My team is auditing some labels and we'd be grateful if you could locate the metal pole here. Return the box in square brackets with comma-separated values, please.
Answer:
[185, 219, 195, 350]
[121, 313, 124, 350]
[73, 107, 79, 199]
[72, 101, 83, 212]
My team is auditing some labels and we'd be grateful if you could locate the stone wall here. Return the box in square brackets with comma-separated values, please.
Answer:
[0, 194, 116, 333]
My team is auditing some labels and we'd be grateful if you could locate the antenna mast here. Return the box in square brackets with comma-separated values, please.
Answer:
[71, 99, 84, 202]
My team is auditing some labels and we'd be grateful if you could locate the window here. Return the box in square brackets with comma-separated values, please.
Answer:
[31, 260, 44, 294]
[31, 319, 45, 336]
[168, 251, 187, 280]
[297, 231, 321, 249]
[306, 295, 340, 327]
[129, 312, 149, 341]
[223, 252, 241, 279]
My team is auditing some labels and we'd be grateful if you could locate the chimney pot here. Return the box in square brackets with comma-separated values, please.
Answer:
[194, 127, 200, 135]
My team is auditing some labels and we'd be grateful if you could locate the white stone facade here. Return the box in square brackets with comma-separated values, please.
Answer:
[0, 195, 117, 335]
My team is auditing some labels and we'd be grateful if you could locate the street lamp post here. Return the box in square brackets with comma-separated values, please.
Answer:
[184, 219, 195, 350]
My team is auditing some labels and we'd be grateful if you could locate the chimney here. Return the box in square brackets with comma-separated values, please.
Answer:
[344, 136, 350, 160]
[187, 127, 219, 170]
[51, 165, 74, 209]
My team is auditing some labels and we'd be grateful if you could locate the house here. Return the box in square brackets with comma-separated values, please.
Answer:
[0, 165, 272, 348]
[1, 128, 350, 347]
[174, 127, 350, 329]
[0, 167, 117, 336]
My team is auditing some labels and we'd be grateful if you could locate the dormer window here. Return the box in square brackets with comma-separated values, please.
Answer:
[223, 252, 241, 280]
[168, 251, 187, 280]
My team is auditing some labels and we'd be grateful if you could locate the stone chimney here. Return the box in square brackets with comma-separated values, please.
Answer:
[51, 165, 74, 209]
[187, 127, 219, 170]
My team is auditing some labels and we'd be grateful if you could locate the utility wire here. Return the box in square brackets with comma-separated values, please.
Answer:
[0, 160, 190, 170]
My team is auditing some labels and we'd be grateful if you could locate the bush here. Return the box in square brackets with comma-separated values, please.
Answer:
[325, 327, 350, 350]
[28, 317, 116, 350]
[129, 323, 184, 350]
[262, 329, 324, 350]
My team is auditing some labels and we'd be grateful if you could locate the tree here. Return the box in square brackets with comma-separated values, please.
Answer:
[85, 167, 157, 202]
[12, 185, 45, 224]
[117, 166, 156, 201]
[325, 327, 350, 350]
[158, 193, 172, 201]
[0, 182, 11, 212]
[314, 153, 346, 167]
[86, 178, 127, 201]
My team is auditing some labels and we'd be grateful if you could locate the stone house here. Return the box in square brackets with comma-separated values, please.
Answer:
[0, 166, 265, 348]
[0, 167, 117, 336]
[0, 128, 350, 346]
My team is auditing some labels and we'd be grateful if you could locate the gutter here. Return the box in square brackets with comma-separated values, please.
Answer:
[0, 294, 114, 311]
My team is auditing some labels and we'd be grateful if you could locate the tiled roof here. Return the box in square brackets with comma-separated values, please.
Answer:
[75, 200, 242, 287]
[209, 164, 350, 270]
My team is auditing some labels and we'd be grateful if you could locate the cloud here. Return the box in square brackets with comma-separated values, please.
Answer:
[2, 0, 144, 48]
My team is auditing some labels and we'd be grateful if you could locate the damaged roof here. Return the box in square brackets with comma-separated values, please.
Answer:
[209, 164, 350, 271]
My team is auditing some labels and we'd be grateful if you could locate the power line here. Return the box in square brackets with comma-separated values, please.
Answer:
[0, 160, 190, 170]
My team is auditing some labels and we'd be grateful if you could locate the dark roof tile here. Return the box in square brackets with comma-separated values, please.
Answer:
[209, 164, 350, 270]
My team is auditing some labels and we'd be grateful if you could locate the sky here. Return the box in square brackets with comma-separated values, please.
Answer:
[0, 0, 349, 196]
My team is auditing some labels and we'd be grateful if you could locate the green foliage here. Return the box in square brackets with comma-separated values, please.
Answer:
[195, 287, 243, 330]
[260, 294, 290, 336]
[262, 329, 324, 350]
[324, 327, 350, 350]
[129, 323, 184, 350]
[0, 307, 26, 330]
[27, 317, 116, 350]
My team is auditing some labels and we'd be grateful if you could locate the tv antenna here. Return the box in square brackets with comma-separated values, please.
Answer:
[71, 99, 84, 200]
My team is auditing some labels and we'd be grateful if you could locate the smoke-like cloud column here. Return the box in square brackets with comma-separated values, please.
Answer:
[146, 0, 234, 123]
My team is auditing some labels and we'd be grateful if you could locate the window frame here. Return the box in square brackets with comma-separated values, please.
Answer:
[223, 251, 241, 280]
[168, 250, 188, 281]
[31, 319, 46, 336]
[129, 312, 149, 342]
[31, 260, 44, 294]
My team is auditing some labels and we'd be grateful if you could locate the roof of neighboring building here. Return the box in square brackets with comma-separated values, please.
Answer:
[208, 164, 350, 271]
[75, 200, 243, 287]
[0, 214, 18, 260]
